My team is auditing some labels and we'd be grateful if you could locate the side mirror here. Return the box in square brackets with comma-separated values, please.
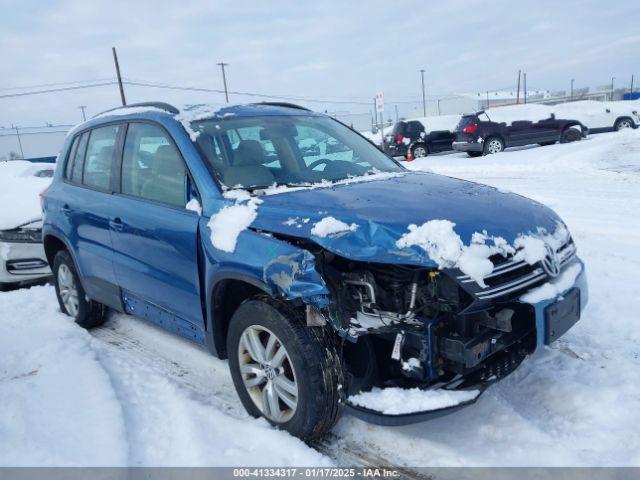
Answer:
[550, 113, 556, 119]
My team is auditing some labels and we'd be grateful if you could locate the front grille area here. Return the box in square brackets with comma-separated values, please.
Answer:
[455, 238, 577, 301]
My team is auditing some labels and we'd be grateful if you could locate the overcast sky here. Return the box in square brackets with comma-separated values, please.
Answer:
[1, 0, 639, 130]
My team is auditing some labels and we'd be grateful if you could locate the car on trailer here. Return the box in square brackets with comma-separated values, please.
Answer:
[42, 101, 588, 439]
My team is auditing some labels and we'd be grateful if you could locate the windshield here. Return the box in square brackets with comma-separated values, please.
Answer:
[191, 115, 403, 190]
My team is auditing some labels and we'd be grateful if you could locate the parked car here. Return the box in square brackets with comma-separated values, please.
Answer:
[0, 162, 54, 290]
[42, 102, 588, 440]
[453, 111, 588, 156]
[383, 120, 455, 159]
[554, 100, 640, 133]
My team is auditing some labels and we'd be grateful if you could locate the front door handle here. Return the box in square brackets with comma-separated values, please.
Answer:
[109, 217, 124, 232]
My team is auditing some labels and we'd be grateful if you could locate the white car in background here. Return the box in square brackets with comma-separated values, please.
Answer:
[0, 161, 54, 290]
[554, 100, 640, 133]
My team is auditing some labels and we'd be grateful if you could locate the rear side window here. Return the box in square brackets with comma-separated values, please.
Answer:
[121, 123, 186, 207]
[405, 121, 423, 134]
[83, 125, 120, 190]
[457, 115, 478, 131]
[70, 132, 89, 183]
[64, 136, 79, 179]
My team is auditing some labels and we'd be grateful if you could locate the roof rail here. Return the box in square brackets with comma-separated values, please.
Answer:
[93, 101, 179, 118]
[253, 102, 311, 111]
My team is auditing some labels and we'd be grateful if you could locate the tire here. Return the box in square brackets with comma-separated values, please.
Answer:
[561, 127, 582, 143]
[483, 137, 504, 155]
[227, 296, 344, 440]
[466, 151, 483, 157]
[410, 144, 428, 158]
[614, 118, 634, 131]
[52, 250, 106, 329]
[538, 141, 556, 146]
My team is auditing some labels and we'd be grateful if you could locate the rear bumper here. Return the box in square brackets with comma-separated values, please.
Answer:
[452, 140, 483, 152]
[383, 143, 409, 157]
[0, 241, 51, 284]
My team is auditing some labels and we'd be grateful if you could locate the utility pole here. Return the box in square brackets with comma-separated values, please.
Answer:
[486, 91, 490, 109]
[112, 47, 126, 106]
[437, 99, 441, 115]
[516, 69, 521, 104]
[523, 73, 527, 104]
[372, 98, 376, 131]
[14, 126, 24, 159]
[611, 76, 616, 101]
[570, 79, 574, 100]
[78, 106, 87, 121]
[631, 74, 635, 95]
[394, 105, 399, 122]
[217, 62, 230, 103]
[420, 69, 426, 116]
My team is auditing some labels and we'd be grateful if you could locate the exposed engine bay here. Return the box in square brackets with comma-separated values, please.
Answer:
[312, 247, 538, 396]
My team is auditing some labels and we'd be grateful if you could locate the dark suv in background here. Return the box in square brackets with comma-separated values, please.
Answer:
[453, 111, 588, 156]
[383, 120, 455, 159]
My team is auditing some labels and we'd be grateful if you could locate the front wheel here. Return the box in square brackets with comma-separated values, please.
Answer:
[227, 297, 343, 440]
[614, 118, 634, 131]
[483, 137, 504, 155]
[53, 250, 106, 328]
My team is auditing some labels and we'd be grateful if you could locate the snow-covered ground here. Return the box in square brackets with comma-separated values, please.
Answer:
[1, 130, 639, 467]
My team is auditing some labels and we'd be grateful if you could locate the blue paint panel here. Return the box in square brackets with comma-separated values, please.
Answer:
[122, 290, 206, 345]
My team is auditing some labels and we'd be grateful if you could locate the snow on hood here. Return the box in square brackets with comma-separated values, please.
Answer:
[0, 161, 54, 230]
[249, 172, 562, 269]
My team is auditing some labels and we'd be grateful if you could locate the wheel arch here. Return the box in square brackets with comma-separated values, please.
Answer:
[206, 272, 272, 359]
[614, 116, 636, 129]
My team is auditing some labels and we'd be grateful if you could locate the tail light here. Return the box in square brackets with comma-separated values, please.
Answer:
[39, 187, 49, 212]
[395, 134, 404, 144]
[463, 124, 478, 134]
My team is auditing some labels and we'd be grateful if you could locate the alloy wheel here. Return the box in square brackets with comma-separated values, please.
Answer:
[57, 264, 79, 317]
[238, 325, 299, 423]
[413, 146, 427, 158]
[618, 120, 632, 130]
[487, 139, 503, 154]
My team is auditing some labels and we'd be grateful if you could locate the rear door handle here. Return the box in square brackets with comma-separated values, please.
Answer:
[109, 217, 124, 232]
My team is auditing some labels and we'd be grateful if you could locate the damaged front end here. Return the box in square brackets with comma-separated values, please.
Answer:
[303, 246, 543, 425]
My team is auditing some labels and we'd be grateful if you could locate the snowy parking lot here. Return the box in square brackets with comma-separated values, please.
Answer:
[1, 129, 639, 468]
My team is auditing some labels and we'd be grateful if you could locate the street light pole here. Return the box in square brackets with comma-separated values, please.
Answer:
[420, 69, 426, 117]
[78, 106, 87, 122]
[14, 126, 24, 159]
[611, 76, 616, 100]
[217, 62, 230, 103]
[570, 79, 574, 100]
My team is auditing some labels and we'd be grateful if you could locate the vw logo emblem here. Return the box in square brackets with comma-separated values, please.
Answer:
[541, 244, 561, 278]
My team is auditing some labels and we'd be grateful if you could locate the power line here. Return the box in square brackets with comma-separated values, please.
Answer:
[0, 81, 118, 99]
[0, 77, 116, 92]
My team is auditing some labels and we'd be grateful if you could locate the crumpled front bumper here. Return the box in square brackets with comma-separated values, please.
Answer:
[346, 260, 589, 426]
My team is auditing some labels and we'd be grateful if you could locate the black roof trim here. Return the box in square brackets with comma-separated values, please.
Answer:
[252, 102, 311, 111]
[93, 102, 179, 118]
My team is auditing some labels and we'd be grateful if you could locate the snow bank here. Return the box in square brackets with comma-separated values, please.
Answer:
[208, 190, 262, 253]
[520, 262, 583, 303]
[0, 286, 129, 466]
[349, 387, 480, 415]
[311, 216, 358, 237]
[0, 161, 54, 230]
[407, 114, 462, 133]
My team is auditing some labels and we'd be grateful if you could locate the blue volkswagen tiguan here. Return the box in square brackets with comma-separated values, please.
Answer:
[43, 102, 588, 439]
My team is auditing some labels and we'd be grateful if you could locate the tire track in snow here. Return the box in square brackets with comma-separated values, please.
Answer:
[90, 315, 430, 477]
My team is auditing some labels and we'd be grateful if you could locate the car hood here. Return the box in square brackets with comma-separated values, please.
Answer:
[251, 172, 562, 267]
